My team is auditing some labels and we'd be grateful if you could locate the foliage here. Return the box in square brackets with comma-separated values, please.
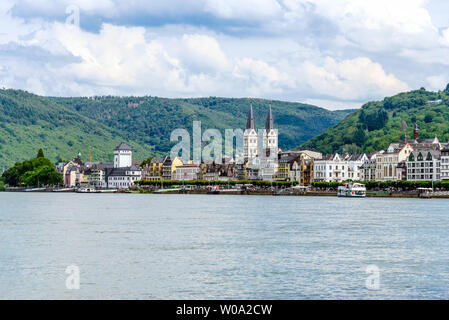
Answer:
[0, 178, 4, 191]
[37, 148, 44, 158]
[0, 89, 349, 169]
[302, 85, 449, 154]
[50, 95, 349, 156]
[1, 151, 63, 187]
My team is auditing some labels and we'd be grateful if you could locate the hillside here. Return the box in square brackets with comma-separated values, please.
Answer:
[0, 90, 153, 169]
[301, 85, 449, 154]
[0, 90, 348, 168]
[51, 96, 350, 153]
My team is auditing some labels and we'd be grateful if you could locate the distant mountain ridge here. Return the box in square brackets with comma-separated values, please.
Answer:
[0, 89, 349, 168]
[301, 85, 449, 154]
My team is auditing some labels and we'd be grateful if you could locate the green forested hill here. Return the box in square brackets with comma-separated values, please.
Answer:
[51, 96, 350, 153]
[0, 90, 153, 169]
[301, 85, 449, 154]
[0, 89, 348, 168]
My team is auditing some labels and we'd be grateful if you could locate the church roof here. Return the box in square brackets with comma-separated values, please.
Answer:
[246, 105, 255, 130]
[108, 166, 141, 176]
[265, 106, 274, 130]
[114, 142, 132, 151]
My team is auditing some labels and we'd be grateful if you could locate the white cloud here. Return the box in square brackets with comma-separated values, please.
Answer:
[427, 74, 448, 91]
[4, 0, 449, 109]
[204, 0, 282, 20]
[302, 57, 410, 100]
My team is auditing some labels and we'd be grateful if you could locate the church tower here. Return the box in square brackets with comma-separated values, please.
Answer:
[244, 105, 258, 159]
[114, 142, 133, 168]
[262, 106, 278, 151]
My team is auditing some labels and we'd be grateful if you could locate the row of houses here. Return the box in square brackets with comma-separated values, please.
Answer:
[55, 114, 449, 189]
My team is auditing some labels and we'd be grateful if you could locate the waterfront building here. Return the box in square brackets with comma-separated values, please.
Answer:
[277, 154, 301, 181]
[64, 166, 83, 187]
[277, 151, 315, 184]
[347, 154, 368, 181]
[300, 158, 314, 185]
[107, 142, 142, 189]
[172, 164, 201, 181]
[441, 148, 449, 180]
[142, 156, 168, 181]
[406, 150, 441, 181]
[360, 152, 380, 182]
[375, 143, 413, 181]
[313, 153, 349, 182]
[162, 156, 184, 180]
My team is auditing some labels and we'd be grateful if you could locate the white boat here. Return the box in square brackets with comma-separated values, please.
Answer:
[338, 183, 366, 198]
[76, 187, 99, 193]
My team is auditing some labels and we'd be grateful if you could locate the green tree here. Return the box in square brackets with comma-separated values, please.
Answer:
[37, 148, 44, 158]
[353, 125, 366, 147]
[424, 113, 433, 123]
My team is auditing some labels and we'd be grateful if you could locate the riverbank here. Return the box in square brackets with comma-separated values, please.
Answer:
[4, 187, 449, 198]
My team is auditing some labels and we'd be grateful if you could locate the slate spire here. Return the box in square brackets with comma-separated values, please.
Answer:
[265, 105, 274, 131]
[246, 105, 255, 130]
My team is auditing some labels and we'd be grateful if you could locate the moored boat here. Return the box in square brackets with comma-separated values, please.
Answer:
[338, 183, 366, 198]
[76, 187, 99, 193]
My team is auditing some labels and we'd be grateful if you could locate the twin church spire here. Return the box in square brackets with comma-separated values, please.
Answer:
[244, 105, 278, 160]
[246, 105, 275, 131]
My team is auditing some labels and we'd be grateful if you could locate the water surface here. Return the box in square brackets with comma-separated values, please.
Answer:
[1, 193, 448, 299]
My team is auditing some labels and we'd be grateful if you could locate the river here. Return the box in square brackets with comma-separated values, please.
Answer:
[0, 193, 448, 299]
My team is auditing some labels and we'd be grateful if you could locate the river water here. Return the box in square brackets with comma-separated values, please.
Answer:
[0, 193, 448, 299]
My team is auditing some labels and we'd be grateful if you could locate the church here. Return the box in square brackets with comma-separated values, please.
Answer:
[243, 105, 279, 180]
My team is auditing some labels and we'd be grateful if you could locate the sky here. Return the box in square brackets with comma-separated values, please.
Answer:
[0, 0, 449, 110]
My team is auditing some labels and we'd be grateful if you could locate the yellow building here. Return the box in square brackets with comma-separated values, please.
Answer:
[376, 143, 413, 181]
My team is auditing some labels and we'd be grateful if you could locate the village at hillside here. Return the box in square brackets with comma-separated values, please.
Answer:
[2, 107, 449, 192]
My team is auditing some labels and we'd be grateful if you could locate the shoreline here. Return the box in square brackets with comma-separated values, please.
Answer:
[3, 189, 449, 198]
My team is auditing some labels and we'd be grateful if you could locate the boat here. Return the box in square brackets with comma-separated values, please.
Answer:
[76, 187, 99, 193]
[24, 187, 48, 192]
[338, 183, 366, 198]
[97, 189, 117, 193]
[52, 188, 76, 192]
[417, 188, 433, 198]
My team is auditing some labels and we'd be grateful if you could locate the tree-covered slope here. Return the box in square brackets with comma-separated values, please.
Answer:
[0, 89, 348, 169]
[301, 85, 449, 154]
[0, 89, 152, 169]
[50, 96, 348, 153]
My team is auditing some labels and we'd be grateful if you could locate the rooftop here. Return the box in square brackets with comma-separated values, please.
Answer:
[114, 142, 132, 151]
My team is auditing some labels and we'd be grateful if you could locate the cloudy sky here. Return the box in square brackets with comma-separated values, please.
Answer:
[0, 0, 449, 109]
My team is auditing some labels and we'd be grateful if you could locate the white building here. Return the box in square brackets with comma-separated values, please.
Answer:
[243, 105, 279, 181]
[243, 105, 258, 160]
[360, 152, 381, 182]
[114, 142, 132, 168]
[347, 154, 368, 181]
[259, 106, 278, 181]
[313, 154, 349, 182]
[107, 142, 142, 189]
[442, 147, 449, 180]
[406, 150, 441, 181]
